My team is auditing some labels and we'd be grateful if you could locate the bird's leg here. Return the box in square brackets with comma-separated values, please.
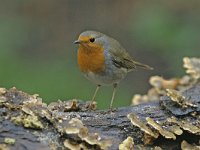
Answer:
[91, 85, 101, 104]
[109, 83, 118, 110]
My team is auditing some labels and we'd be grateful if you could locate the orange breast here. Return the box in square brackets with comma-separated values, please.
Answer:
[78, 45, 105, 73]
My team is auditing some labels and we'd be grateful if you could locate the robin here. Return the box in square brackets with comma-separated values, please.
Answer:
[74, 30, 153, 109]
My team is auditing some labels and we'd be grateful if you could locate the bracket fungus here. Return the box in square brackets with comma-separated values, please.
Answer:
[0, 57, 200, 150]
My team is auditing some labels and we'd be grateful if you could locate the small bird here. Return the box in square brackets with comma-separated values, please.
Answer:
[74, 30, 153, 109]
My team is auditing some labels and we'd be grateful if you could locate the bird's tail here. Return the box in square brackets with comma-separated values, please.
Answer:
[133, 61, 153, 70]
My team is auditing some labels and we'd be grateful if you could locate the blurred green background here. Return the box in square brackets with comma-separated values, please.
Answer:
[0, 1, 200, 109]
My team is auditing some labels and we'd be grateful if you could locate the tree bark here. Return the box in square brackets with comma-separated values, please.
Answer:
[0, 81, 199, 150]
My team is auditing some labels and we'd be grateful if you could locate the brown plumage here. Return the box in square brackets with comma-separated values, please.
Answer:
[74, 30, 153, 109]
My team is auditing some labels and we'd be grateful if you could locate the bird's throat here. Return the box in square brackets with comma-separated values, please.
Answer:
[77, 45, 105, 73]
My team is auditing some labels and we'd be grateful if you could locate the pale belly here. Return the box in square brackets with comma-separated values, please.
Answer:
[83, 67, 128, 86]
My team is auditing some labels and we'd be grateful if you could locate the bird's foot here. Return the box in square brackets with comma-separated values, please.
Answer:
[108, 107, 117, 113]
[86, 101, 97, 111]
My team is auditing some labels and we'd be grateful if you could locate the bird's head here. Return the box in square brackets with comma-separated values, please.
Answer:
[74, 31, 107, 51]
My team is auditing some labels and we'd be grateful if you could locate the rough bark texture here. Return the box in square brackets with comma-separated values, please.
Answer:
[1, 57, 200, 150]
[0, 81, 199, 150]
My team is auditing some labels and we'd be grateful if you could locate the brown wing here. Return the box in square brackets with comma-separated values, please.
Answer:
[108, 40, 153, 71]
[112, 54, 136, 71]
[111, 53, 153, 71]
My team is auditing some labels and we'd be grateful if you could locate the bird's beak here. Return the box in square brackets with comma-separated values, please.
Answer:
[73, 40, 81, 44]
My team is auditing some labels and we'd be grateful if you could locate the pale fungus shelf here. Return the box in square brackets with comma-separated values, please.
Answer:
[0, 57, 200, 150]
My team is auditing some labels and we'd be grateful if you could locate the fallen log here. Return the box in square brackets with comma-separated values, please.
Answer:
[0, 57, 199, 150]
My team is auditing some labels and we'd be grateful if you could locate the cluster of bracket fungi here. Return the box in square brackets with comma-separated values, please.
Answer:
[0, 57, 199, 150]
[0, 88, 111, 150]
[130, 57, 200, 149]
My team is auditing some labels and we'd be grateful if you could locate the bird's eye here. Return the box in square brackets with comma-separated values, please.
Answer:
[89, 38, 95, 43]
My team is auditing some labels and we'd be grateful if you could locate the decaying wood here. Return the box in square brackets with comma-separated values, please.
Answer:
[0, 57, 200, 150]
